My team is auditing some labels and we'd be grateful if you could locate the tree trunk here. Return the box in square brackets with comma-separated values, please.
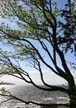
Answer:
[69, 95, 76, 108]
[68, 89, 76, 108]
[67, 75, 76, 108]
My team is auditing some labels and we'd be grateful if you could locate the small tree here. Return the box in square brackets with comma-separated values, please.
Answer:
[0, 0, 76, 107]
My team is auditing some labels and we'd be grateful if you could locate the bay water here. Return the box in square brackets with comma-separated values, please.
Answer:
[0, 85, 69, 108]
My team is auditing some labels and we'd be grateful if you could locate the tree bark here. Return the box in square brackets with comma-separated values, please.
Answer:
[68, 88, 76, 108]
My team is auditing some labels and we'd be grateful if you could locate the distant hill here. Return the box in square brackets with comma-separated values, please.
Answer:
[0, 81, 15, 85]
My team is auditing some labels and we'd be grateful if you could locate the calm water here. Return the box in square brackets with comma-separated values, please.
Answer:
[0, 85, 70, 108]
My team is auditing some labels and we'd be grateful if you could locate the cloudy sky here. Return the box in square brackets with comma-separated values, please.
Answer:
[1, 69, 67, 86]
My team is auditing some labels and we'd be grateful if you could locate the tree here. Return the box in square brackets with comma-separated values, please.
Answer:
[0, 0, 76, 107]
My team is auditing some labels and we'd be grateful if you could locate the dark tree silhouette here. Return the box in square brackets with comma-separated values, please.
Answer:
[0, 0, 76, 107]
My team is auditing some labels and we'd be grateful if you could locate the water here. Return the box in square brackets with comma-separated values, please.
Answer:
[0, 85, 70, 108]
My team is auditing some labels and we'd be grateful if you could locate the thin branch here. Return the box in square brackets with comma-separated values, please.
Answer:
[0, 72, 22, 80]
[0, 98, 13, 105]
[32, 56, 52, 87]
[8, 1, 49, 34]
[49, 0, 52, 12]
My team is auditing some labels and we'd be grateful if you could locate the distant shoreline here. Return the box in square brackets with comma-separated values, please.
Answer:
[0, 82, 15, 85]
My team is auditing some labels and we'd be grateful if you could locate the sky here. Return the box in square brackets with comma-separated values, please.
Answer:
[0, 0, 76, 86]
[1, 70, 67, 86]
